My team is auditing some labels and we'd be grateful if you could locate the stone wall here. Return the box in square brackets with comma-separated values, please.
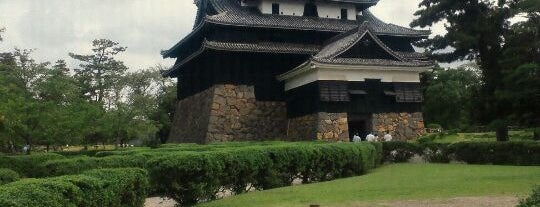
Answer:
[168, 86, 215, 143]
[287, 113, 319, 141]
[287, 112, 349, 142]
[206, 84, 287, 142]
[371, 112, 425, 140]
[168, 84, 288, 143]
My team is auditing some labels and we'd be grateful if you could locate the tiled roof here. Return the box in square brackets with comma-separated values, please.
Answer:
[205, 0, 430, 37]
[205, 41, 320, 55]
[312, 23, 433, 67]
[312, 58, 433, 67]
[162, 40, 318, 77]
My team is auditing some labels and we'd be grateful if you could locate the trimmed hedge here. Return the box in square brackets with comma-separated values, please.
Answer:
[0, 168, 20, 185]
[40, 154, 149, 177]
[382, 141, 540, 165]
[147, 143, 380, 206]
[448, 142, 540, 165]
[0, 168, 148, 207]
[0, 153, 65, 177]
[518, 186, 540, 207]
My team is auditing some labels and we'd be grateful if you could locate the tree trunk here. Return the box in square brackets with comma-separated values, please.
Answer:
[496, 125, 509, 141]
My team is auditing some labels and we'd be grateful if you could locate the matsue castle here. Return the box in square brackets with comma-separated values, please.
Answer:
[162, 0, 434, 143]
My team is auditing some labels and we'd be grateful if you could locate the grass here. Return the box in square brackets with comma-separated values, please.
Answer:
[199, 163, 540, 207]
[429, 130, 534, 143]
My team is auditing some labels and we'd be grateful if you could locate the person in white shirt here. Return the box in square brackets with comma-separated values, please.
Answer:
[353, 133, 361, 142]
[366, 133, 376, 142]
[384, 132, 393, 142]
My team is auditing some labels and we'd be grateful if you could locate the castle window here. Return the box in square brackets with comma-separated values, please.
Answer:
[341, 9, 348, 20]
[303, 1, 318, 17]
[272, 3, 280, 15]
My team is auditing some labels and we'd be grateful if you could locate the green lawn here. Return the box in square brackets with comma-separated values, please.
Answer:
[199, 163, 540, 207]
[430, 130, 534, 143]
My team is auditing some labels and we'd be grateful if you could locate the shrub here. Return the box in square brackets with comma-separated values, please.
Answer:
[447, 142, 540, 165]
[55, 150, 115, 157]
[382, 141, 423, 163]
[40, 154, 149, 177]
[147, 143, 378, 206]
[0, 168, 20, 185]
[421, 143, 451, 163]
[0, 168, 148, 207]
[0, 153, 65, 177]
[517, 186, 540, 207]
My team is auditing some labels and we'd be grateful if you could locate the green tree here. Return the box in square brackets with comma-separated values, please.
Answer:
[411, 0, 517, 140]
[69, 39, 128, 105]
[423, 64, 480, 129]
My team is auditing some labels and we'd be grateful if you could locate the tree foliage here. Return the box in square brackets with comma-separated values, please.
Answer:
[422, 65, 480, 129]
[412, 0, 540, 140]
[0, 38, 176, 153]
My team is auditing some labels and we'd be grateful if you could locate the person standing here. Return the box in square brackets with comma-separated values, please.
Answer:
[384, 132, 393, 142]
[353, 133, 361, 142]
[366, 133, 375, 142]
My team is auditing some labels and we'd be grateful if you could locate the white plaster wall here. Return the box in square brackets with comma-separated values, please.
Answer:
[317, 1, 356, 20]
[284, 66, 425, 91]
[258, 0, 357, 20]
[259, 0, 306, 16]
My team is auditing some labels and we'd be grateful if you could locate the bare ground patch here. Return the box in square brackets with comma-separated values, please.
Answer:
[346, 196, 520, 207]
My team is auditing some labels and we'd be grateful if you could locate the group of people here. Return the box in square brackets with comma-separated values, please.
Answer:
[352, 132, 392, 142]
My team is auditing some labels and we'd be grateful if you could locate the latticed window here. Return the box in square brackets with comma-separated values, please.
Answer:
[341, 9, 348, 20]
[393, 83, 423, 103]
[272, 3, 280, 15]
[319, 81, 350, 102]
[303, 1, 318, 17]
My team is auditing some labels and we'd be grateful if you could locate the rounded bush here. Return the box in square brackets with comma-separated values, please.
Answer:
[0, 168, 20, 185]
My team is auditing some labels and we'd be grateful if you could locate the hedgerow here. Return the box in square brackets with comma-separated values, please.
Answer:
[0, 153, 65, 177]
[518, 186, 540, 207]
[382, 141, 540, 165]
[40, 154, 149, 177]
[147, 143, 380, 206]
[0, 168, 20, 185]
[0, 168, 148, 207]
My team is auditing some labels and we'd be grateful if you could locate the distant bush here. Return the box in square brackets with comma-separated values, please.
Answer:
[40, 154, 149, 177]
[0, 153, 65, 177]
[517, 186, 540, 207]
[382, 141, 540, 165]
[447, 142, 540, 165]
[0, 168, 148, 207]
[55, 149, 115, 157]
[427, 123, 442, 129]
[382, 141, 423, 163]
[147, 143, 379, 206]
[0, 169, 20, 185]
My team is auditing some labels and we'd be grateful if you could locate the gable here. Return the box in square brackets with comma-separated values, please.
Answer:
[338, 35, 401, 60]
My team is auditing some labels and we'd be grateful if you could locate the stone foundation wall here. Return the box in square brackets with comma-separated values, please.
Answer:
[286, 114, 319, 141]
[207, 84, 287, 142]
[371, 112, 425, 140]
[168, 84, 287, 143]
[287, 112, 349, 142]
[168, 87, 215, 143]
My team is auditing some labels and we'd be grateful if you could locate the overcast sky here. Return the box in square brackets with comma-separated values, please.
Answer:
[0, 0, 446, 70]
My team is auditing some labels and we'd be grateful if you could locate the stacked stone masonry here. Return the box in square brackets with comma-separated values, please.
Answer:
[371, 112, 425, 140]
[169, 84, 425, 143]
[286, 112, 349, 142]
[168, 84, 288, 143]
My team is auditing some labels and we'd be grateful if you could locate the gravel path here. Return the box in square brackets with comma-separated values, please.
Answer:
[145, 196, 521, 207]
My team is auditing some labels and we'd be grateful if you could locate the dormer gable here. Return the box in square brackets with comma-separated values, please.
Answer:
[315, 22, 405, 61]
